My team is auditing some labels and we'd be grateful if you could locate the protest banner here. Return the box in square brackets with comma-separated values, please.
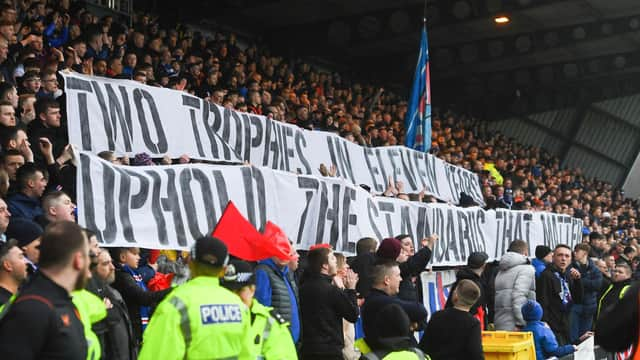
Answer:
[77, 151, 582, 266]
[63, 72, 484, 205]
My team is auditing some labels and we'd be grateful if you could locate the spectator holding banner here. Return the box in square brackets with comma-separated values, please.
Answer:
[494, 240, 536, 331]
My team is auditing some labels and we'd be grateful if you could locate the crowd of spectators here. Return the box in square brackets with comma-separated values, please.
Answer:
[0, 0, 636, 359]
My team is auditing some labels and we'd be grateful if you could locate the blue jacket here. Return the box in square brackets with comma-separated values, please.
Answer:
[255, 258, 301, 343]
[7, 192, 43, 221]
[531, 258, 547, 278]
[570, 259, 602, 307]
[523, 320, 575, 360]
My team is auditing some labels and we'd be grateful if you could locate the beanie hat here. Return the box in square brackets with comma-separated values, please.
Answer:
[133, 152, 155, 166]
[535, 245, 552, 260]
[6, 218, 43, 248]
[521, 300, 543, 322]
[376, 238, 402, 261]
[376, 303, 411, 339]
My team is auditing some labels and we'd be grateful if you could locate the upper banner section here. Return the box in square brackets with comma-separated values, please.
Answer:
[62, 72, 484, 206]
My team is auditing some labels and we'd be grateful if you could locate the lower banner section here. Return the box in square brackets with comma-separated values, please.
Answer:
[77, 151, 582, 266]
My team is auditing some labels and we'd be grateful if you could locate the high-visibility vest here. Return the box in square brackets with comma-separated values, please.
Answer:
[72, 289, 107, 360]
[138, 276, 252, 360]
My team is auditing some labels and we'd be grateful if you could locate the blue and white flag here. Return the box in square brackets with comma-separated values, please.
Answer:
[405, 24, 431, 152]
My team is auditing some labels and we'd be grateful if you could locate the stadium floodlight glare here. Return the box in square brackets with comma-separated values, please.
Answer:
[494, 15, 510, 24]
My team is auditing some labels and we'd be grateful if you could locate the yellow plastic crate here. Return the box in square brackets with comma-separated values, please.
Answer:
[482, 331, 536, 360]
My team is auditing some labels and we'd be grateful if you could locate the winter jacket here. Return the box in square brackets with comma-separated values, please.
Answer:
[596, 278, 632, 320]
[521, 300, 575, 360]
[299, 272, 359, 357]
[595, 283, 639, 352]
[362, 289, 428, 351]
[397, 246, 433, 303]
[86, 277, 137, 360]
[6, 192, 43, 221]
[570, 259, 602, 308]
[522, 321, 575, 359]
[349, 252, 376, 297]
[494, 252, 536, 330]
[445, 267, 488, 328]
[255, 258, 301, 343]
[536, 265, 584, 342]
[531, 258, 547, 278]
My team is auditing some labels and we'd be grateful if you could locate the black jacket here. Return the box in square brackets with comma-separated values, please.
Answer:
[536, 265, 584, 342]
[595, 282, 639, 352]
[596, 278, 633, 320]
[86, 277, 137, 360]
[299, 272, 358, 357]
[0, 272, 87, 360]
[27, 119, 68, 167]
[445, 267, 488, 327]
[349, 252, 376, 298]
[419, 308, 484, 360]
[112, 268, 171, 345]
[362, 289, 428, 351]
[397, 246, 433, 303]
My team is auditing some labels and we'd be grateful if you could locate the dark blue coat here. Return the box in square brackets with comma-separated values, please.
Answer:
[570, 259, 603, 308]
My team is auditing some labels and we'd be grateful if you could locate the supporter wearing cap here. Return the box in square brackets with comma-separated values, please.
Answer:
[139, 236, 252, 360]
[299, 247, 359, 358]
[445, 251, 490, 330]
[0, 239, 27, 304]
[532, 245, 553, 278]
[6, 217, 42, 275]
[255, 250, 301, 345]
[221, 259, 296, 359]
[377, 234, 437, 303]
[0, 221, 92, 359]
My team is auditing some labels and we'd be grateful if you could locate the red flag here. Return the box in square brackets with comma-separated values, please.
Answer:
[259, 221, 292, 261]
[212, 202, 294, 262]
[212, 201, 264, 261]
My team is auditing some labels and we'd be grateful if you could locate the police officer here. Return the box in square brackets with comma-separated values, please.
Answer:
[139, 236, 252, 359]
[0, 221, 91, 360]
[221, 259, 297, 359]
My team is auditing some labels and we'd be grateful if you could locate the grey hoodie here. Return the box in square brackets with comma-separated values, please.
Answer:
[494, 251, 536, 330]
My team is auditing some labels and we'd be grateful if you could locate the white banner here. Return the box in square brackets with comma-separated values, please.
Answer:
[62, 72, 484, 206]
[77, 151, 582, 266]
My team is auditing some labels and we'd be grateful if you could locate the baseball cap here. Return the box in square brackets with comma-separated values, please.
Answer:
[192, 236, 229, 267]
[467, 251, 489, 269]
